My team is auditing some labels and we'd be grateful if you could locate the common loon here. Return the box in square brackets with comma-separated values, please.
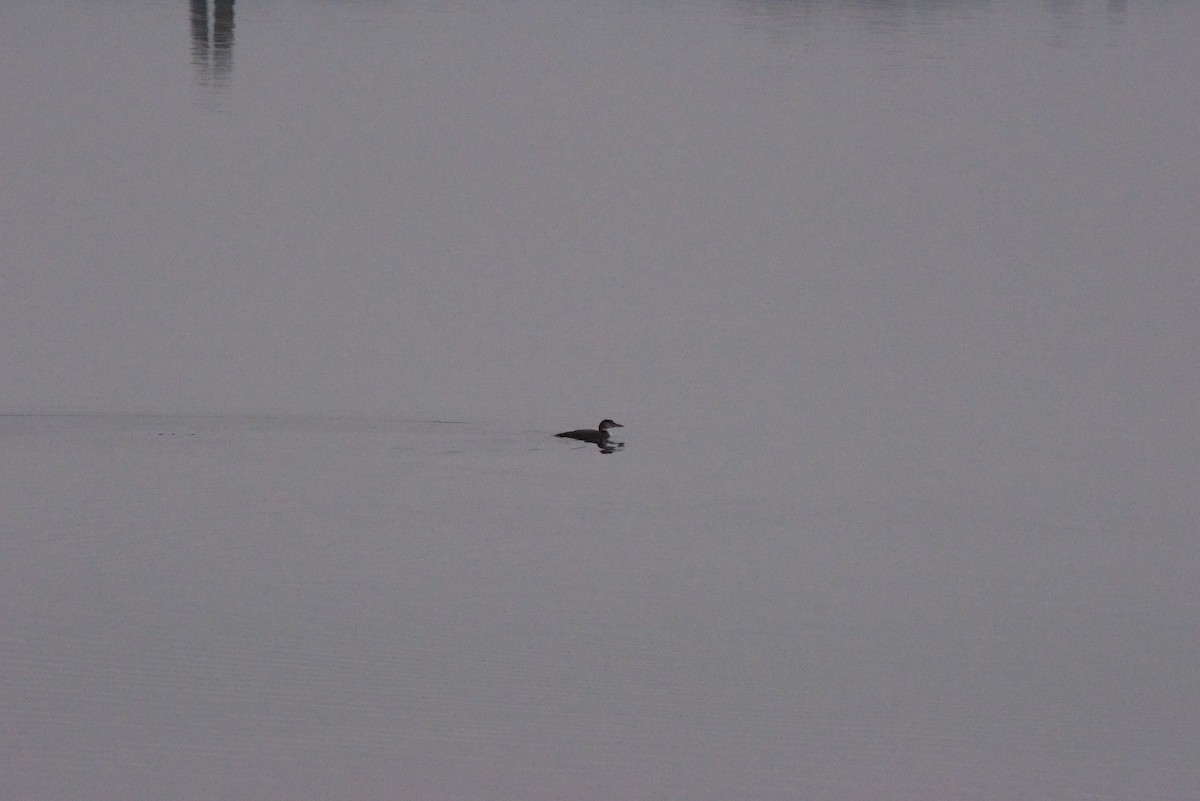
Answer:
[555, 419, 624, 448]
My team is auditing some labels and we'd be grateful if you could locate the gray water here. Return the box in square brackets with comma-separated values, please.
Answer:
[2, 1, 1198, 799]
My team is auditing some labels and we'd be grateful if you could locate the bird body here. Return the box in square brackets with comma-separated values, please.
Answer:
[555, 419, 624, 447]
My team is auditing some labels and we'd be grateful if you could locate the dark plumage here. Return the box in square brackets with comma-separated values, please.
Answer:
[555, 419, 624, 447]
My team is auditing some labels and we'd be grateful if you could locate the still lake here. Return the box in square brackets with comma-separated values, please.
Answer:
[2, 1, 1198, 799]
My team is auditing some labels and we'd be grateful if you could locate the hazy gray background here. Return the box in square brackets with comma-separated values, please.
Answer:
[2, 1, 1198, 799]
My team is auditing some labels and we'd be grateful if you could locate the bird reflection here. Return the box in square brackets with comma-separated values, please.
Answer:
[190, 0, 234, 100]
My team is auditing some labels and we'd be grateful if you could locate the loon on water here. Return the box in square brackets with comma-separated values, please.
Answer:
[555, 419, 624, 449]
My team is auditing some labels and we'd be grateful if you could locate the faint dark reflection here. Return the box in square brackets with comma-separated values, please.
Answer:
[190, 0, 235, 105]
[189, 0, 207, 63]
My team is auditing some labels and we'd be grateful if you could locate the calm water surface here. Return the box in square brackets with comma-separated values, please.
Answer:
[1, 1, 1198, 799]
